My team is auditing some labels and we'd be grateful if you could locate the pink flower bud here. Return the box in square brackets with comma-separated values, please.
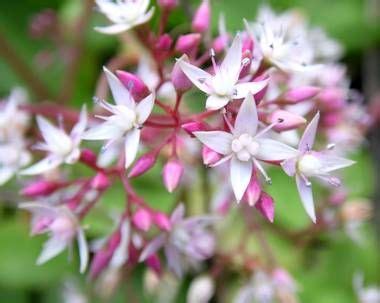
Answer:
[283, 86, 320, 104]
[21, 180, 60, 197]
[162, 159, 184, 192]
[242, 34, 254, 52]
[132, 208, 152, 231]
[318, 88, 345, 111]
[243, 175, 261, 206]
[146, 254, 161, 274]
[255, 192, 274, 222]
[128, 152, 157, 178]
[91, 172, 110, 190]
[321, 111, 341, 127]
[181, 121, 208, 137]
[212, 34, 229, 54]
[202, 145, 221, 166]
[269, 110, 306, 132]
[155, 34, 172, 52]
[153, 212, 172, 231]
[192, 0, 210, 33]
[252, 75, 269, 103]
[158, 0, 178, 10]
[172, 55, 193, 92]
[175, 33, 201, 56]
[80, 149, 98, 166]
[116, 70, 149, 101]
[239, 50, 252, 78]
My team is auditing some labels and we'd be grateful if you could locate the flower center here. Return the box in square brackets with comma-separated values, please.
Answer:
[211, 73, 234, 97]
[297, 154, 322, 177]
[231, 133, 259, 162]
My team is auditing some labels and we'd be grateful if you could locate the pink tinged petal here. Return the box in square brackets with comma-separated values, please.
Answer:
[255, 138, 298, 161]
[103, 66, 135, 108]
[77, 228, 89, 273]
[296, 174, 316, 223]
[136, 93, 155, 124]
[281, 158, 298, 176]
[176, 59, 212, 94]
[230, 157, 253, 202]
[194, 131, 232, 155]
[243, 174, 261, 206]
[299, 112, 320, 152]
[255, 192, 275, 222]
[220, 34, 242, 84]
[202, 145, 222, 166]
[316, 153, 355, 173]
[234, 93, 258, 136]
[164, 245, 183, 277]
[170, 203, 185, 223]
[234, 79, 269, 99]
[205, 95, 230, 110]
[124, 128, 141, 169]
[116, 70, 149, 100]
[70, 105, 88, 143]
[94, 24, 132, 34]
[82, 122, 124, 141]
[19, 156, 62, 175]
[139, 234, 166, 262]
[110, 220, 130, 268]
[37, 236, 67, 265]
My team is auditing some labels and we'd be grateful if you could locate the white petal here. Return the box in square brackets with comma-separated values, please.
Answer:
[134, 7, 155, 26]
[318, 153, 355, 173]
[136, 93, 155, 124]
[177, 59, 212, 94]
[205, 95, 230, 110]
[110, 220, 130, 268]
[139, 234, 166, 262]
[299, 112, 320, 152]
[70, 105, 87, 143]
[82, 122, 123, 141]
[234, 79, 269, 99]
[234, 93, 258, 136]
[94, 24, 131, 34]
[165, 244, 183, 277]
[103, 66, 135, 107]
[194, 131, 232, 155]
[296, 174, 316, 223]
[19, 156, 62, 175]
[255, 138, 298, 161]
[19, 202, 58, 217]
[77, 228, 89, 273]
[281, 157, 297, 176]
[37, 236, 67, 265]
[124, 128, 141, 168]
[220, 34, 242, 84]
[37, 116, 70, 150]
[0, 167, 15, 185]
[230, 157, 252, 201]
[170, 203, 185, 223]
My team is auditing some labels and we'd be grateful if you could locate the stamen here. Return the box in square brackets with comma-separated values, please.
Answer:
[253, 159, 272, 184]
[210, 48, 219, 73]
[57, 115, 65, 131]
[326, 143, 335, 150]
[93, 97, 115, 113]
[209, 154, 232, 168]
[255, 119, 283, 138]
[300, 174, 312, 187]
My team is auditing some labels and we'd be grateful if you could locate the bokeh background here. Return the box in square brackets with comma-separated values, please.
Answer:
[0, 0, 379, 302]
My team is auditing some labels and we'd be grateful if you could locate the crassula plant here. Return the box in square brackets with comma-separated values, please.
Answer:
[0, 1, 374, 302]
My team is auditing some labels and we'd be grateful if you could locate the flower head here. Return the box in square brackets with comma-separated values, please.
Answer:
[82, 67, 155, 169]
[95, 0, 154, 34]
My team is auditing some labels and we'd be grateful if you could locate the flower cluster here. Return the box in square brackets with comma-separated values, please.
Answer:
[1, 1, 373, 301]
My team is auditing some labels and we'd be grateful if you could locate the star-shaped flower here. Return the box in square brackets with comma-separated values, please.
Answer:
[177, 35, 269, 110]
[20, 107, 87, 175]
[194, 93, 298, 201]
[95, 0, 154, 34]
[82, 67, 155, 169]
[281, 112, 355, 222]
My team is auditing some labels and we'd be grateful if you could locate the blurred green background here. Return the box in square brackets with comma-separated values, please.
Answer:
[0, 0, 379, 302]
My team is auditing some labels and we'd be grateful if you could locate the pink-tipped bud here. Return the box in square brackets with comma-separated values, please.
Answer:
[318, 88, 345, 111]
[243, 176, 261, 206]
[269, 110, 306, 132]
[116, 70, 149, 100]
[255, 192, 274, 222]
[239, 50, 252, 78]
[91, 172, 110, 191]
[158, 0, 178, 10]
[172, 55, 193, 92]
[212, 34, 230, 54]
[321, 111, 341, 127]
[181, 121, 208, 137]
[80, 148, 98, 166]
[21, 180, 60, 197]
[192, 0, 210, 33]
[242, 34, 254, 52]
[202, 146, 221, 166]
[128, 152, 157, 178]
[156, 34, 173, 52]
[252, 75, 269, 103]
[146, 254, 161, 274]
[153, 212, 172, 231]
[283, 86, 320, 104]
[132, 208, 152, 231]
[162, 159, 184, 192]
[175, 33, 201, 56]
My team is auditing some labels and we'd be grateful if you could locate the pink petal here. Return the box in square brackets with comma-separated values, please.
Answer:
[299, 112, 320, 152]
[234, 93, 258, 136]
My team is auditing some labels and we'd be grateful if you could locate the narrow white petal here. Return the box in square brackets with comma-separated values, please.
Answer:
[70, 105, 87, 143]
[110, 220, 130, 268]
[318, 153, 356, 173]
[139, 234, 166, 262]
[94, 24, 131, 34]
[124, 128, 141, 168]
[19, 202, 58, 217]
[281, 157, 298, 176]
[194, 131, 232, 155]
[0, 167, 15, 185]
[170, 203, 185, 223]
[296, 174, 316, 223]
[234, 79, 269, 99]
[177, 60, 212, 94]
[205, 95, 230, 110]
[256, 138, 298, 161]
[37, 116, 70, 149]
[299, 112, 320, 152]
[19, 156, 62, 175]
[37, 236, 67, 265]
[230, 157, 252, 201]
[82, 122, 123, 141]
[77, 228, 89, 273]
[134, 7, 155, 26]
[103, 66, 135, 107]
[234, 93, 258, 136]
[221, 34, 242, 84]
[136, 93, 155, 124]
[165, 245, 183, 277]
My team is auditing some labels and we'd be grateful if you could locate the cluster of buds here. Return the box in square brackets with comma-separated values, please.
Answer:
[1, 1, 374, 300]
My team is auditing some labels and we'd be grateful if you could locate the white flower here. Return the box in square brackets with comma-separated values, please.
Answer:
[354, 273, 380, 303]
[194, 93, 298, 201]
[19, 202, 88, 273]
[95, 0, 154, 34]
[82, 67, 155, 169]
[178, 35, 269, 110]
[20, 106, 87, 175]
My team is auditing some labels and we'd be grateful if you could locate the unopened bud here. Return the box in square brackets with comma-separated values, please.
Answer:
[243, 175, 261, 206]
[146, 254, 161, 274]
[158, 0, 178, 10]
[21, 180, 60, 197]
[269, 110, 306, 132]
[116, 70, 149, 100]
[80, 149, 98, 166]
[212, 34, 229, 54]
[192, 0, 211, 33]
[162, 159, 184, 192]
[181, 121, 208, 137]
[175, 33, 201, 56]
[132, 208, 152, 231]
[91, 172, 110, 190]
[318, 88, 345, 111]
[153, 212, 172, 231]
[156, 34, 172, 52]
[255, 192, 275, 222]
[128, 152, 157, 178]
[172, 55, 193, 92]
[202, 145, 221, 166]
[187, 275, 215, 303]
[283, 86, 320, 104]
